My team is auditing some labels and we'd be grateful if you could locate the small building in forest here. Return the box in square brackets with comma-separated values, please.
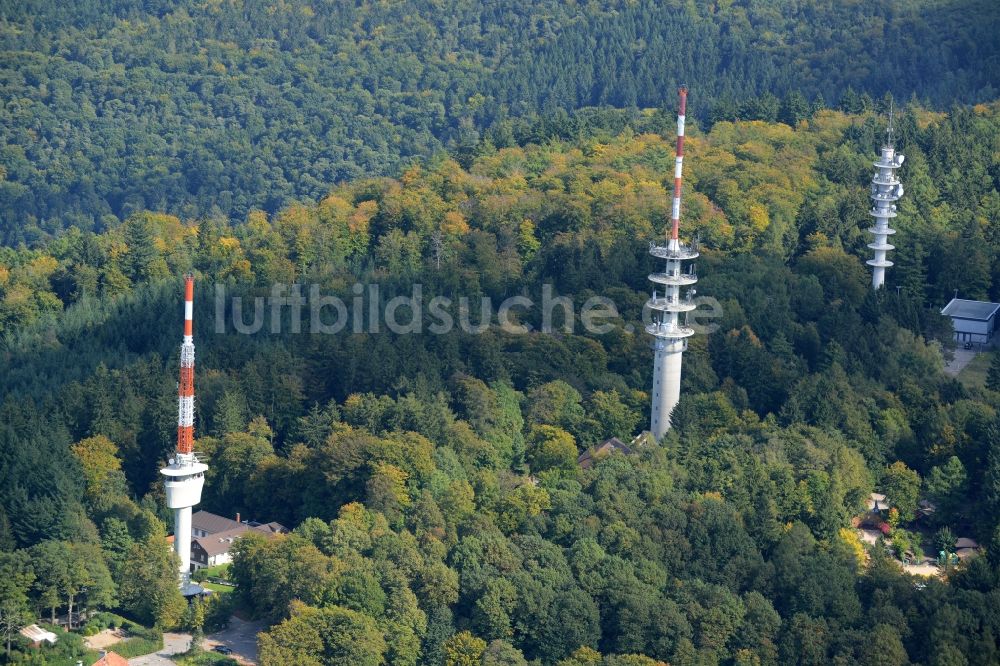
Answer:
[917, 499, 937, 520]
[191, 525, 253, 569]
[941, 298, 1000, 344]
[955, 537, 982, 562]
[18, 624, 57, 647]
[191, 510, 243, 538]
[577, 437, 634, 470]
[866, 492, 889, 513]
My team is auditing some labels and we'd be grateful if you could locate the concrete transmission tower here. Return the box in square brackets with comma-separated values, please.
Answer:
[647, 87, 700, 440]
[867, 104, 906, 289]
[160, 275, 208, 596]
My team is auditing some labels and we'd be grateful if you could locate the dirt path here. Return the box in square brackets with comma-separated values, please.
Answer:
[901, 561, 941, 577]
[944, 348, 976, 376]
[858, 528, 882, 545]
[203, 616, 263, 665]
[84, 628, 124, 650]
[128, 632, 191, 665]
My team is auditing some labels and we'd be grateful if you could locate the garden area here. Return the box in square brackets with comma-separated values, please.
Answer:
[192, 564, 234, 594]
[8, 614, 163, 665]
[856, 480, 983, 579]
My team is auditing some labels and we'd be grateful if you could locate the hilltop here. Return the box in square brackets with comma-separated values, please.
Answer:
[2, 0, 999, 242]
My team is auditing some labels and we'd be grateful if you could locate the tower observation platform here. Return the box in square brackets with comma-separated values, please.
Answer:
[647, 238, 698, 440]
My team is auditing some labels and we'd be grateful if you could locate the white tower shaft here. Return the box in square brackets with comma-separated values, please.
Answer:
[174, 506, 193, 581]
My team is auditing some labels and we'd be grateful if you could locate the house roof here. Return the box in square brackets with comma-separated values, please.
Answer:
[19, 624, 57, 644]
[252, 521, 289, 535]
[94, 652, 129, 666]
[941, 299, 1000, 321]
[193, 525, 253, 558]
[577, 437, 634, 470]
[193, 521, 286, 558]
[191, 510, 242, 535]
[866, 492, 888, 512]
[955, 537, 979, 549]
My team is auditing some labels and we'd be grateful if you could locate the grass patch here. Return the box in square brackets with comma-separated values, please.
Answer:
[202, 581, 235, 593]
[113, 635, 164, 659]
[201, 562, 229, 580]
[105, 620, 164, 659]
[958, 351, 993, 389]
[198, 563, 231, 580]
[174, 650, 241, 665]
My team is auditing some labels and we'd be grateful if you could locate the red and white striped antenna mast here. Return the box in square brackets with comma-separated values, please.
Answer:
[161, 274, 208, 595]
[670, 85, 688, 248]
[177, 274, 195, 454]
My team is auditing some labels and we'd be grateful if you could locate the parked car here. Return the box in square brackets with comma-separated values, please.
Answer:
[213, 645, 234, 655]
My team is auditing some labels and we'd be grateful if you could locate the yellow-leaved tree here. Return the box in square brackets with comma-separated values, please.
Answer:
[71, 435, 125, 501]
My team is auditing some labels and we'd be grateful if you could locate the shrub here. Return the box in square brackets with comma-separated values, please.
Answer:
[97, 612, 119, 629]
[114, 635, 164, 659]
[890, 529, 925, 562]
[203, 593, 234, 634]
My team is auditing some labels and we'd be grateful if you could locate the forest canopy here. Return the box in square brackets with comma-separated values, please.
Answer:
[1, 100, 1000, 664]
[1, 0, 999, 242]
[3, 2, 1000, 663]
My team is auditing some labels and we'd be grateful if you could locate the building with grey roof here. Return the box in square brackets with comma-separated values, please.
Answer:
[941, 298, 1000, 344]
[191, 510, 243, 538]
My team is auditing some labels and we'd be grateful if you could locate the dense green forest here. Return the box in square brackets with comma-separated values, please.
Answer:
[2, 0, 999, 243]
[2, 97, 1000, 664]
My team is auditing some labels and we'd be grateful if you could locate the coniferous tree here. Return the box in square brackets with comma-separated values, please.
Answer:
[987, 354, 1000, 392]
[121, 215, 159, 284]
[779, 91, 810, 126]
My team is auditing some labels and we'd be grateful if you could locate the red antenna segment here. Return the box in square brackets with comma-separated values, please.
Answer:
[177, 274, 195, 455]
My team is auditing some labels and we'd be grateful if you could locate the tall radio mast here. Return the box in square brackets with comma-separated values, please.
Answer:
[646, 87, 701, 440]
[160, 275, 208, 595]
